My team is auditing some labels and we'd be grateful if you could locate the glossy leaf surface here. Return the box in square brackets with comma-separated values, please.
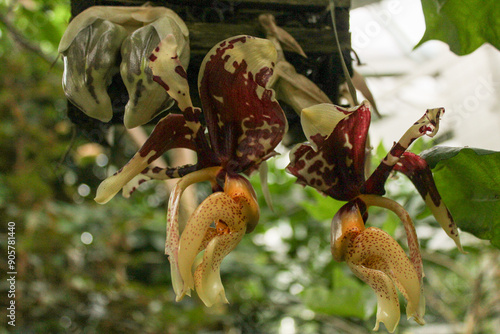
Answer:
[416, 0, 499, 55]
[421, 146, 500, 248]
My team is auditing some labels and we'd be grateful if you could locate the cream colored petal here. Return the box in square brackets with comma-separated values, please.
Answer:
[60, 19, 127, 122]
[95, 149, 156, 204]
[148, 34, 194, 113]
[423, 194, 464, 252]
[121, 11, 189, 128]
[121, 174, 151, 198]
[258, 161, 274, 212]
[348, 227, 424, 327]
[165, 167, 221, 300]
[59, 6, 188, 52]
[301, 101, 371, 151]
[177, 192, 244, 297]
[386, 108, 444, 169]
[120, 20, 174, 129]
[194, 230, 244, 307]
[348, 262, 400, 333]
[359, 195, 424, 283]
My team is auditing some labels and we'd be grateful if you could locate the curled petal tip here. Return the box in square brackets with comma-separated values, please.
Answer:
[194, 237, 232, 307]
[95, 150, 156, 204]
[422, 107, 444, 138]
[95, 176, 122, 204]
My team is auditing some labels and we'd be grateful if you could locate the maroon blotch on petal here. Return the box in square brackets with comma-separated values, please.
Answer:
[393, 152, 441, 207]
[199, 36, 286, 173]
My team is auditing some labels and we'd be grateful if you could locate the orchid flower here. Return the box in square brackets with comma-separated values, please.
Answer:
[287, 101, 463, 332]
[95, 35, 287, 306]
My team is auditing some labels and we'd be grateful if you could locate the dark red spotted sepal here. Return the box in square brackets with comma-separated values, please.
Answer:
[198, 35, 287, 173]
[393, 152, 463, 252]
[287, 102, 371, 201]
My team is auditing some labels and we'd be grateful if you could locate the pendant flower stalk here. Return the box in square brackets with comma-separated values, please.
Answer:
[95, 35, 287, 306]
[287, 101, 463, 332]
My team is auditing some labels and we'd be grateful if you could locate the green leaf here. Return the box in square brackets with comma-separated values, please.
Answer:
[421, 147, 500, 247]
[301, 189, 344, 222]
[416, 0, 500, 55]
[300, 266, 373, 318]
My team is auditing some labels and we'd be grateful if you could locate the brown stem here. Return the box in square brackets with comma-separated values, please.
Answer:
[0, 12, 56, 64]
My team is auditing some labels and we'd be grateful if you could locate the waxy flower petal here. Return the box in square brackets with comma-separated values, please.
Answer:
[95, 114, 196, 204]
[165, 167, 222, 299]
[121, 20, 183, 128]
[198, 36, 287, 173]
[286, 102, 464, 331]
[332, 201, 424, 332]
[95, 34, 286, 307]
[287, 101, 371, 200]
[149, 34, 195, 116]
[172, 174, 259, 306]
[394, 152, 464, 252]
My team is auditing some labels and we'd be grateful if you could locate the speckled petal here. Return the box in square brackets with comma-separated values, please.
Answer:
[365, 107, 445, 195]
[394, 152, 463, 252]
[166, 167, 222, 300]
[148, 34, 203, 135]
[177, 192, 245, 299]
[198, 35, 287, 173]
[348, 227, 424, 329]
[348, 263, 400, 332]
[59, 6, 189, 125]
[194, 227, 244, 307]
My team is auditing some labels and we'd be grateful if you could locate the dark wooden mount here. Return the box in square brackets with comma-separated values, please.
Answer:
[68, 0, 352, 146]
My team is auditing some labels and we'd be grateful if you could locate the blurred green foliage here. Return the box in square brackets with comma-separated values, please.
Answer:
[416, 0, 500, 55]
[0, 1, 499, 333]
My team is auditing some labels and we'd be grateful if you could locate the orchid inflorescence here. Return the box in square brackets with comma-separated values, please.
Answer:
[287, 101, 464, 332]
[94, 34, 287, 306]
[62, 7, 463, 331]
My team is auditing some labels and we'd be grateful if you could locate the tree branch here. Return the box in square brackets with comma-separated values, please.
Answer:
[0, 12, 57, 65]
